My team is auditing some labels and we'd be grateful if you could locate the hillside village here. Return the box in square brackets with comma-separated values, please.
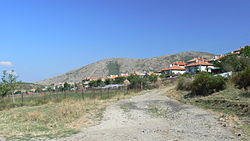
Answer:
[22, 47, 243, 94]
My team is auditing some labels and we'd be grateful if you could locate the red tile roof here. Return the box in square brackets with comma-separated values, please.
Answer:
[186, 61, 214, 67]
[187, 58, 208, 63]
[87, 77, 98, 80]
[120, 74, 129, 77]
[162, 65, 185, 71]
[171, 61, 186, 66]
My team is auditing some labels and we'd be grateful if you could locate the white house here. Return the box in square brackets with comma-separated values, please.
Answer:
[186, 61, 214, 73]
[161, 65, 186, 75]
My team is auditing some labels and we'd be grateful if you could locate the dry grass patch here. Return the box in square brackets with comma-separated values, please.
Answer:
[0, 89, 147, 140]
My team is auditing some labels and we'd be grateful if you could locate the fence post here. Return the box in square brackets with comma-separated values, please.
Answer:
[43, 93, 46, 104]
[21, 93, 24, 106]
[81, 89, 84, 100]
[101, 89, 103, 99]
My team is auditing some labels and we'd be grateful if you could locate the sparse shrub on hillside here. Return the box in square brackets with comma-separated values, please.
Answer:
[240, 45, 250, 57]
[191, 73, 226, 96]
[176, 77, 193, 91]
[215, 46, 250, 72]
[107, 61, 120, 76]
[233, 68, 250, 90]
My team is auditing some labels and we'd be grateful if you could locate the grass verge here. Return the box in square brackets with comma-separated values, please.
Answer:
[0, 90, 146, 140]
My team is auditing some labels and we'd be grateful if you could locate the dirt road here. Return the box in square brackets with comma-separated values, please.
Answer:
[54, 87, 239, 141]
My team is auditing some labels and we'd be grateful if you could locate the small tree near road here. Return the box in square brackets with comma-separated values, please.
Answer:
[1, 70, 18, 103]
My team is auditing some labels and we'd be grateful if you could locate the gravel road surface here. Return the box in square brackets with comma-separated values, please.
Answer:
[52, 87, 239, 141]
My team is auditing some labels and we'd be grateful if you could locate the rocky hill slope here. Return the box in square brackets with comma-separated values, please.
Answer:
[37, 51, 214, 85]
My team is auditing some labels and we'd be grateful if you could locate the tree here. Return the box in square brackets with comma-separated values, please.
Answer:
[240, 46, 250, 57]
[96, 79, 105, 87]
[233, 68, 250, 90]
[127, 75, 147, 89]
[63, 82, 71, 91]
[114, 77, 126, 84]
[89, 79, 104, 87]
[215, 55, 250, 72]
[191, 73, 226, 96]
[148, 75, 158, 83]
[35, 88, 43, 93]
[1, 70, 18, 102]
[215, 46, 250, 72]
[104, 79, 112, 85]
[89, 80, 98, 87]
[0, 83, 11, 98]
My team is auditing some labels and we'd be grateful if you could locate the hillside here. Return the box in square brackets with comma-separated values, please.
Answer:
[37, 51, 214, 85]
[15, 82, 44, 90]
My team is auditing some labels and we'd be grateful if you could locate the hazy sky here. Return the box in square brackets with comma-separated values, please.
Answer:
[0, 0, 249, 82]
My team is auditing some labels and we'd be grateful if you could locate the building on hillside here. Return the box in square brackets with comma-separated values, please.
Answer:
[120, 73, 129, 78]
[84, 77, 98, 81]
[208, 55, 225, 63]
[170, 61, 186, 68]
[161, 65, 186, 75]
[186, 58, 209, 65]
[82, 77, 98, 85]
[186, 61, 214, 73]
[230, 48, 241, 55]
[107, 75, 119, 80]
[132, 72, 146, 78]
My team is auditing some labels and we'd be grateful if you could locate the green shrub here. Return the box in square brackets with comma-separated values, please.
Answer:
[176, 77, 193, 91]
[191, 74, 226, 96]
[148, 75, 158, 83]
[233, 68, 250, 90]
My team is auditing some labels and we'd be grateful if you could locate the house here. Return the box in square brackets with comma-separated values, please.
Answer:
[230, 48, 241, 55]
[120, 73, 129, 78]
[107, 75, 119, 80]
[186, 58, 208, 65]
[82, 77, 98, 85]
[132, 72, 146, 78]
[170, 61, 186, 68]
[83, 77, 98, 82]
[161, 65, 186, 75]
[186, 61, 214, 73]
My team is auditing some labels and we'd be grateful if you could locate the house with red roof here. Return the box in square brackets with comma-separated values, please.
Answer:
[170, 61, 186, 68]
[186, 61, 214, 73]
[186, 58, 209, 65]
[161, 65, 186, 75]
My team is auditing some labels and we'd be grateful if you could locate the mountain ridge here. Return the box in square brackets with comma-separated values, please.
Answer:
[37, 51, 215, 85]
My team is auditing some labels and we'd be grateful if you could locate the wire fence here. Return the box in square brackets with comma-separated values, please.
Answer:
[0, 86, 142, 111]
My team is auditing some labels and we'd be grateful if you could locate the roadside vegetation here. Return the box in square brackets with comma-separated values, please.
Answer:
[168, 46, 250, 140]
[0, 88, 146, 140]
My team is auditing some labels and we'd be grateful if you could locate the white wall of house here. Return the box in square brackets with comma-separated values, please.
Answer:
[162, 70, 186, 74]
[186, 65, 214, 73]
